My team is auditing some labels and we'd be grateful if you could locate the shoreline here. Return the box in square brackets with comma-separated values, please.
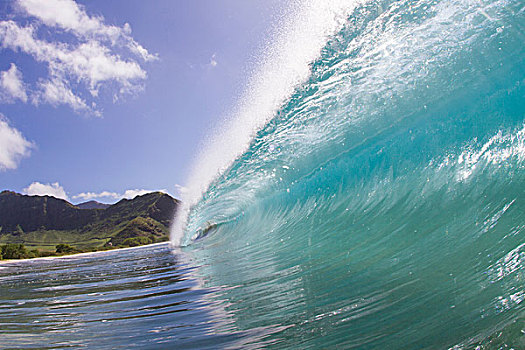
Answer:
[0, 241, 171, 265]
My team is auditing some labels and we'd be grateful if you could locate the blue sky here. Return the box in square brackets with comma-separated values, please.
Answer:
[0, 0, 285, 203]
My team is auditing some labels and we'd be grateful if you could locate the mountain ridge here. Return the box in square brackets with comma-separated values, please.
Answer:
[77, 200, 110, 209]
[0, 190, 178, 251]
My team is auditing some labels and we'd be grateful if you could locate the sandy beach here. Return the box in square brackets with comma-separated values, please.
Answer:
[0, 241, 171, 266]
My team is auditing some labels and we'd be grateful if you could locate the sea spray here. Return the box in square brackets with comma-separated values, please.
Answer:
[171, 0, 362, 246]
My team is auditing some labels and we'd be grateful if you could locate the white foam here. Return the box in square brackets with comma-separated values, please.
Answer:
[454, 125, 525, 181]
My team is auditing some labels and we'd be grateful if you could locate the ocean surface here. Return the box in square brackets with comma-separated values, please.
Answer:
[0, 244, 274, 349]
[2, 0, 525, 348]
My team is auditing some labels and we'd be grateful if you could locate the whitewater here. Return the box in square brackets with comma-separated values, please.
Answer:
[172, 0, 525, 348]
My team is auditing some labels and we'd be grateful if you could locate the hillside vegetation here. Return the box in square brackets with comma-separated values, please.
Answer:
[0, 190, 179, 255]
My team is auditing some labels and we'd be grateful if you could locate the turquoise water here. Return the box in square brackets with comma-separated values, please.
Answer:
[175, 0, 525, 348]
[1, 0, 524, 348]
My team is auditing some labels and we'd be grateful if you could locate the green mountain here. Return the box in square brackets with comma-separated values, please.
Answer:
[0, 190, 179, 251]
[77, 200, 110, 209]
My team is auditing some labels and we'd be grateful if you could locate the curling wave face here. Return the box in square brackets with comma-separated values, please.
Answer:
[174, 0, 525, 348]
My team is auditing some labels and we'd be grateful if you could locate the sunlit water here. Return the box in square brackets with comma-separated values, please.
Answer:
[0, 244, 277, 349]
[2, 0, 524, 348]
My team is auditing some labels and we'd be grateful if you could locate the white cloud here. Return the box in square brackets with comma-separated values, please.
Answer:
[122, 189, 157, 199]
[174, 184, 186, 197]
[23, 181, 68, 200]
[0, 21, 147, 111]
[18, 0, 158, 62]
[0, 115, 33, 171]
[20, 183, 166, 203]
[73, 191, 119, 201]
[35, 77, 90, 113]
[0, 0, 157, 114]
[72, 188, 163, 202]
[18, 0, 118, 39]
[209, 53, 218, 67]
[0, 63, 28, 102]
